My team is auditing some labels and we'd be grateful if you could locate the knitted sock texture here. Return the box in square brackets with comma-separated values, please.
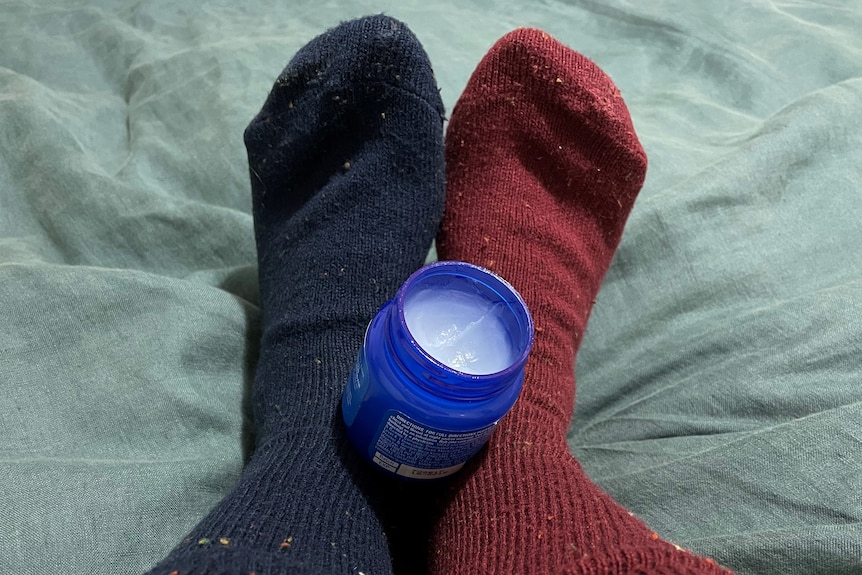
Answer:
[144, 15, 445, 575]
[432, 28, 731, 575]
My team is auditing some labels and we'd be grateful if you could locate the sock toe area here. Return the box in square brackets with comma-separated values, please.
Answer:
[243, 14, 445, 238]
[335, 14, 446, 109]
[455, 27, 646, 180]
[244, 14, 443, 137]
[466, 27, 616, 102]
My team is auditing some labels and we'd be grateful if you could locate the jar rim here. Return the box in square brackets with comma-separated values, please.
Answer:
[393, 261, 534, 394]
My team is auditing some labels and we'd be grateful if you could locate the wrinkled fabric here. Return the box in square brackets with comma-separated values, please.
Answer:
[1, 1, 860, 573]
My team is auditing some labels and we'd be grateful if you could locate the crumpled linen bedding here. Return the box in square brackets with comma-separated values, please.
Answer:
[1, 1, 860, 573]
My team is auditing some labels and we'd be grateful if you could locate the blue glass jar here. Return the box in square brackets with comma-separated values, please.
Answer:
[342, 261, 533, 480]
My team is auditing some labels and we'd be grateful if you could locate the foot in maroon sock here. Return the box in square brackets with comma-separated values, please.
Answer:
[432, 28, 731, 575]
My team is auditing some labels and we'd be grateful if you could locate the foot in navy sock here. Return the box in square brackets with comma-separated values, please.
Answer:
[145, 15, 445, 575]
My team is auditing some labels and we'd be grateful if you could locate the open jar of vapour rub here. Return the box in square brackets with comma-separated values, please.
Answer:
[342, 261, 534, 480]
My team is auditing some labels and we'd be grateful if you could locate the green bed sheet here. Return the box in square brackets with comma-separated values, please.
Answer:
[1, 1, 860, 573]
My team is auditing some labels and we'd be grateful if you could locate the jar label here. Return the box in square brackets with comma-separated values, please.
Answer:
[370, 411, 496, 479]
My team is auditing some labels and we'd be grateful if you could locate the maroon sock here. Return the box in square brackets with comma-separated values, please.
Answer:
[433, 28, 731, 575]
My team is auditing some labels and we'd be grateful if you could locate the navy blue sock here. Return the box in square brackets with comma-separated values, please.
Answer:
[145, 15, 445, 575]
